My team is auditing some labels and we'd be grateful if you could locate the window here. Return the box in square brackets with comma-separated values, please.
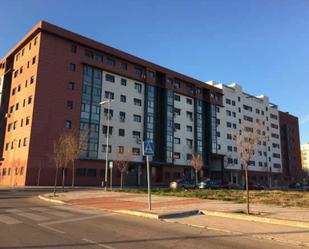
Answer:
[121, 78, 127, 86]
[186, 98, 192, 105]
[120, 95, 126, 103]
[69, 63, 76, 72]
[95, 54, 103, 62]
[227, 122, 232, 128]
[148, 71, 155, 78]
[134, 67, 142, 77]
[25, 117, 30, 125]
[174, 95, 180, 101]
[226, 98, 231, 105]
[166, 77, 173, 84]
[106, 58, 115, 66]
[67, 100, 73, 109]
[19, 67, 23, 74]
[216, 131, 220, 137]
[186, 139, 193, 148]
[226, 110, 231, 116]
[66, 120, 72, 129]
[105, 91, 114, 100]
[85, 50, 94, 59]
[104, 108, 114, 117]
[118, 146, 124, 154]
[32, 56, 36, 65]
[30, 76, 35, 84]
[87, 169, 97, 177]
[119, 129, 125, 136]
[132, 131, 141, 138]
[244, 115, 253, 122]
[174, 137, 181, 144]
[270, 114, 278, 120]
[134, 98, 142, 106]
[186, 125, 193, 132]
[173, 152, 181, 159]
[133, 115, 141, 122]
[196, 87, 202, 94]
[227, 133, 232, 140]
[132, 148, 140, 156]
[28, 96, 32, 105]
[243, 105, 252, 112]
[119, 111, 126, 121]
[121, 62, 127, 71]
[102, 125, 113, 135]
[174, 108, 181, 116]
[102, 144, 112, 153]
[227, 146, 233, 152]
[186, 111, 193, 120]
[71, 45, 77, 53]
[174, 123, 180, 130]
[134, 83, 142, 93]
[68, 82, 75, 90]
[23, 138, 27, 147]
[187, 154, 192, 160]
[105, 74, 115, 83]
[12, 88, 16, 96]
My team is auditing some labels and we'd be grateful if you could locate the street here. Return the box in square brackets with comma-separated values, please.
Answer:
[0, 189, 303, 249]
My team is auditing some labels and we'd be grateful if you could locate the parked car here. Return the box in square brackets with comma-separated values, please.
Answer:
[221, 183, 243, 190]
[246, 184, 266, 190]
[176, 179, 197, 189]
[197, 180, 221, 189]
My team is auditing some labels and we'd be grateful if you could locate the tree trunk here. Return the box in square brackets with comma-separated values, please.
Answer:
[244, 165, 250, 214]
[195, 169, 198, 186]
[62, 168, 65, 192]
[72, 161, 75, 187]
[120, 173, 123, 190]
[53, 167, 59, 197]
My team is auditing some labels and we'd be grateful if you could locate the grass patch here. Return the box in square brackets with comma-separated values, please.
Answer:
[119, 188, 309, 208]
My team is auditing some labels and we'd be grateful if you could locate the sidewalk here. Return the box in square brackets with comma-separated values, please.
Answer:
[40, 190, 309, 248]
[49, 190, 309, 224]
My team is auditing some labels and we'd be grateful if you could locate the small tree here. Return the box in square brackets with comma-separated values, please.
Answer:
[65, 129, 88, 187]
[114, 150, 130, 189]
[51, 136, 65, 196]
[235, 120, 267, 214]
[191, 152, 203, 185]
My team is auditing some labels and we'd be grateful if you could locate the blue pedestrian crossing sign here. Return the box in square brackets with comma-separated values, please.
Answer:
[143, 140, 154, 156]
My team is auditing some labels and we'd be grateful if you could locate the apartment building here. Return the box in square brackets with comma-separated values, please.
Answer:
[301, 143, 309, 176]
[279, 111, 302, 184]
[208, 82, 285, 186]
[0, 21, 224, 186]
[0, 21, 301, 187]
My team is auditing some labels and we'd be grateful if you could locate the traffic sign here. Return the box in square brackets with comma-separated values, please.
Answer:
[143, 140, 154, 156]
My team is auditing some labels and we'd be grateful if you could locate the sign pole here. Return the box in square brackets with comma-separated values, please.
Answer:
[146, 155, 152, 210]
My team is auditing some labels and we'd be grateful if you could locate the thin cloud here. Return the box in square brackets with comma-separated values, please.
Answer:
[300, 115, 309, 125]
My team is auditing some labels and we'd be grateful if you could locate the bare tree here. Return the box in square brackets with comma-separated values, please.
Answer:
[114, 149, 130, 189]
[65, 129, 89, 187]
[235, 120, 267, 214]
[191, 152, 203, 185]
[51, 135, 65, 196]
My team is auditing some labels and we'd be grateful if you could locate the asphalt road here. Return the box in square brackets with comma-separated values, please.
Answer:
[0, 189, 302, 249]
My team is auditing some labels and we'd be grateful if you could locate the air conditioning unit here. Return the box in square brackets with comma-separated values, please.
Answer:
[120, 117, 125, 122]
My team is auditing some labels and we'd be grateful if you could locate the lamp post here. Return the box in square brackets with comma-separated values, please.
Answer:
[99, 99, 114, 191]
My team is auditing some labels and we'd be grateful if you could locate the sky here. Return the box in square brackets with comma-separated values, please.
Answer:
[0, 0, 308, 143]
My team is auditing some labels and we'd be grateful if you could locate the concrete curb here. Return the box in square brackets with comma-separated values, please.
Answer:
[201, 210, 309, 229]
[38, 195, 65, 204]
[114, 209, 201, 220]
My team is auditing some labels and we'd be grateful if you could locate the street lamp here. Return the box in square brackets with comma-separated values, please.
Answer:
[99, 99, 114, 191]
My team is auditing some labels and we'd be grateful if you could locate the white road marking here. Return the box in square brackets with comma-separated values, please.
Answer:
[53, 205, 101, 215]
[38, 224, 66, 234]
[30, 207, 74, 218]
[39, 213, 115, 226]
[0, 214, 22, 225]
[15, 212, 50, 222]
[82, 238, 116, 249]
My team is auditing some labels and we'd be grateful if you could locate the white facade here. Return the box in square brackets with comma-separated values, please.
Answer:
[208, 81, 282, 177]
[301, 144, 309, 171]
[173, 93, 195, 165]
[98, 71, 145, 163]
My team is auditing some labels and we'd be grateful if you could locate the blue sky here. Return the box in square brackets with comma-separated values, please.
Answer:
[0, 0, 308, 143]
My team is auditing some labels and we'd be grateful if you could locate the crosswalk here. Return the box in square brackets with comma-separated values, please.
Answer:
[0, 205, 97, 225]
